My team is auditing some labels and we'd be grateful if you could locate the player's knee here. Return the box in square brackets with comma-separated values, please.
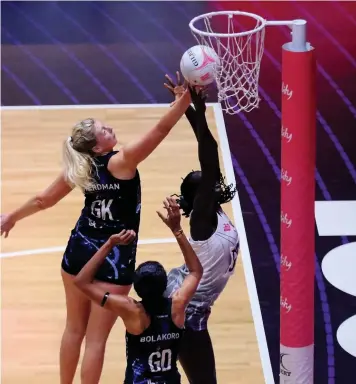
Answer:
[65, 319, 88, 339]
[64, 321, 87, 341]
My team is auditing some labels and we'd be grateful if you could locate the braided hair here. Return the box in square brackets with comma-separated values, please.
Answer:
[174, 170, 237, 217]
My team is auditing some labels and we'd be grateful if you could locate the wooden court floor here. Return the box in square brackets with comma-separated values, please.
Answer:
[1, 106, 263, 383]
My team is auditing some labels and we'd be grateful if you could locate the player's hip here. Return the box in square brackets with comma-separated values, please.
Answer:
[61, 230, 137, 285]
[74, 218, 139, 237]
[183, 289, 228, 330]
[184, 305, 212, 331]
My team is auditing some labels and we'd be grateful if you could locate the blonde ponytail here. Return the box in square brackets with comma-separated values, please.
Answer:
[62, 119, 98, 191]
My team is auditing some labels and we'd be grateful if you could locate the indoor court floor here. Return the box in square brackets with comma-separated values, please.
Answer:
[1, 105, 263, 384]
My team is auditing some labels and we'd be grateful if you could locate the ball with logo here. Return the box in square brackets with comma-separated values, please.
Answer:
[180, 45, 220, 86]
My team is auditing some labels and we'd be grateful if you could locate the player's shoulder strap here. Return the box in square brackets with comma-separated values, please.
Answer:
[95, 150, 118, 164]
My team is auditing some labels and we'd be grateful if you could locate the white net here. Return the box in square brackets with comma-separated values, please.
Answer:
[189, 11, 266, 114]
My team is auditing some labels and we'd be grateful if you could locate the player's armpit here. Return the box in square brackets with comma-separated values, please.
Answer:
[105, 294, 148, 335]
[104, 293, 141, 318]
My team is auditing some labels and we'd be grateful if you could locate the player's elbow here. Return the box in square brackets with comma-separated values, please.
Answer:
[200, 137, 218, 152]
[34, 195, 52, 210]
[192, 267, 203, 282]
[73, 277, 88, 293]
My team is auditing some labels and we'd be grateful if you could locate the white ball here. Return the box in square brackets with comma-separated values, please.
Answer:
[180, 45, 220, 86]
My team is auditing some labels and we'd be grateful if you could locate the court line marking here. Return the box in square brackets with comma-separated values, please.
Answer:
[213, 104, 274, 384]
[1, 102, 217, 111]
[0, 237, 177, 258]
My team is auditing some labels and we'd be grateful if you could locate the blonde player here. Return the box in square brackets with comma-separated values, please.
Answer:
[0, 89, 191, 384]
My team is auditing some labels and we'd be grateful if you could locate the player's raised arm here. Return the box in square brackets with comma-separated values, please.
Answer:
[0, 172, 74, 238]
[164, 78, 221, 241]
[108, 88, 191, 178]
[73, 230, 140, 318]
[157, 197, 203, 327]
[164, 71, 199, 137]
[188, 86, 221, 241]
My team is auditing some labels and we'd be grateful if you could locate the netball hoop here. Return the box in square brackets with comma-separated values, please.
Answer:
[190, 10, 317, 384]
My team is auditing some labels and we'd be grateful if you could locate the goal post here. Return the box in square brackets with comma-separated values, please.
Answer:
[280, 25, 316, 384]
[189, 11, 317, 383]
[280, 27, 316, 384]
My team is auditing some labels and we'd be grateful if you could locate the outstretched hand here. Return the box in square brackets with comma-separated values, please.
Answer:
[164, 71, 187, 100]
[109, 229, 136, 246]
[0, 214, 16, 238]
[157, 197, 182, 233]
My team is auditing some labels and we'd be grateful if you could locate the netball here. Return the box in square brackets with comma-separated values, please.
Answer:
[180, 45, 220, 86]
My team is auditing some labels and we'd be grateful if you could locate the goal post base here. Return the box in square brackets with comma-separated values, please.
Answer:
[280, 344, 314, 383]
